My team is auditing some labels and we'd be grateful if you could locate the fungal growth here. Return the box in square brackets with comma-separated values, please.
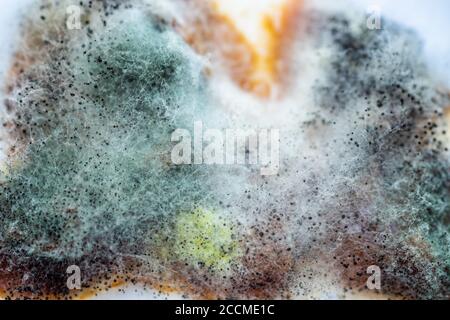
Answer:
[0, 0, 449, 299]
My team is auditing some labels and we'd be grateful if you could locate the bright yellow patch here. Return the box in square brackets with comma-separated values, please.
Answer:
[174, 208, 240, 271]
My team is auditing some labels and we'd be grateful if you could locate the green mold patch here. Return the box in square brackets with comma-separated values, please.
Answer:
[174, 208, 241, 272]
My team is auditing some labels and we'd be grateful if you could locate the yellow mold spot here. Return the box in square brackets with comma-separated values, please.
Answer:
[174, 208, 240, 271]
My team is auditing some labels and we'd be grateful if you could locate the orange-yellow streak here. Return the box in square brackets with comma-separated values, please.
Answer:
[211, 0, 302, 98]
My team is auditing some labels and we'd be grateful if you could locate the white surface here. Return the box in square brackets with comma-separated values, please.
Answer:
[0, 0, 34, 82]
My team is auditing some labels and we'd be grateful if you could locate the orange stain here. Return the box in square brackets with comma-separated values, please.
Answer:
[179, 0, 303, 99]
[212, 0, 302, 98]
